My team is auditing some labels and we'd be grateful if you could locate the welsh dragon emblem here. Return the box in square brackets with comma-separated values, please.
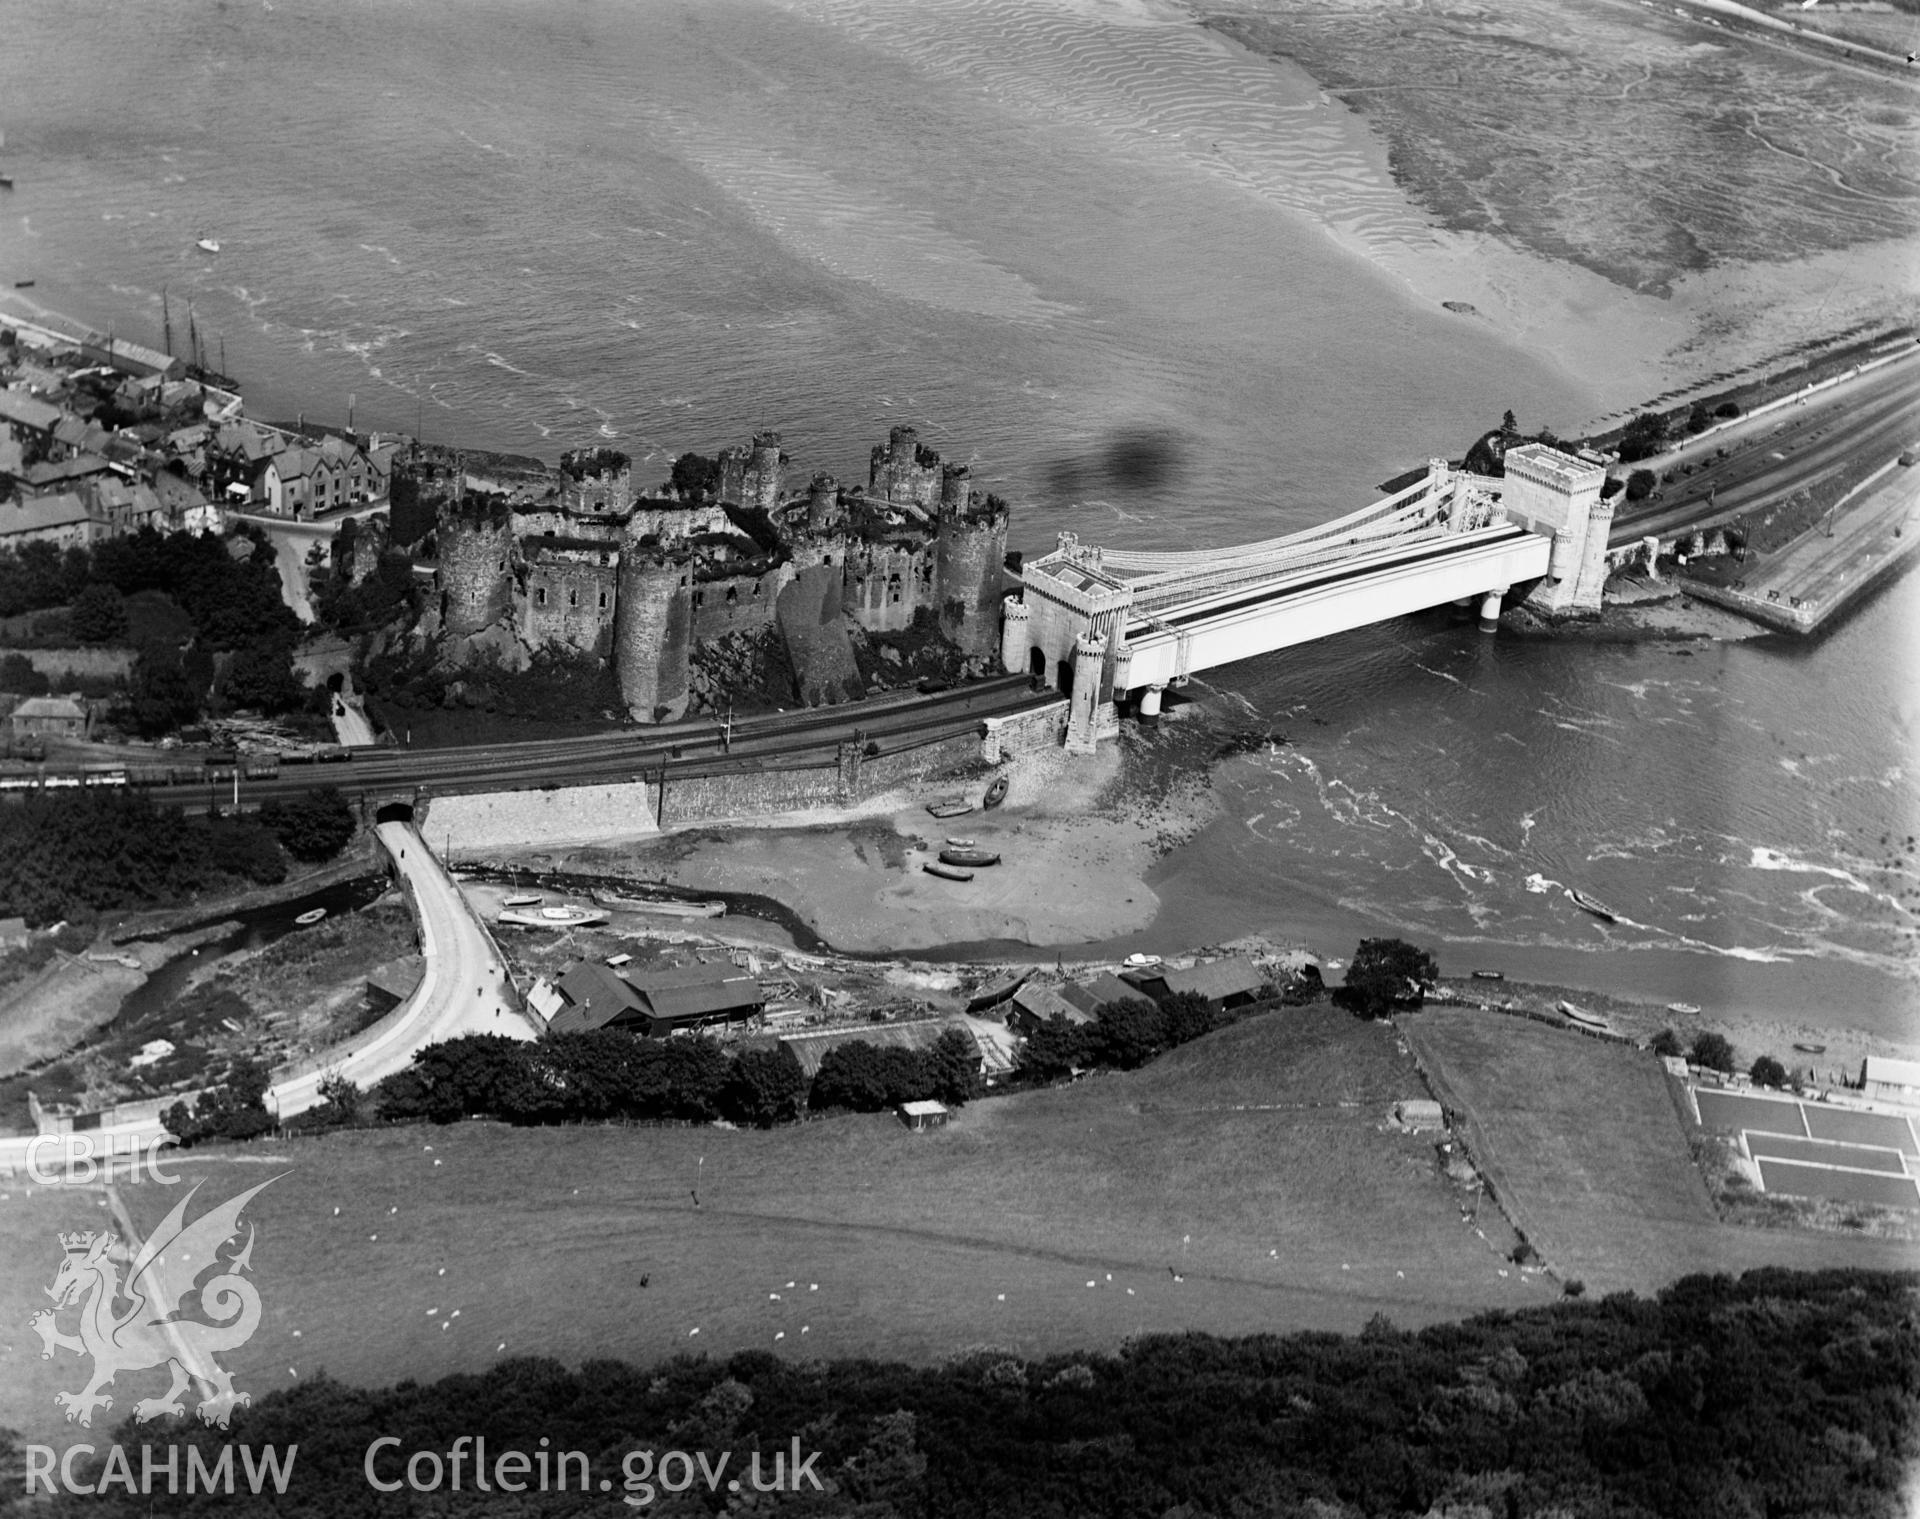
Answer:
[30, 1176, 280, 1429]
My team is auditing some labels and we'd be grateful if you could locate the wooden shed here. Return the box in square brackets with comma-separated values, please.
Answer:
[898, 1099, 949, 1132]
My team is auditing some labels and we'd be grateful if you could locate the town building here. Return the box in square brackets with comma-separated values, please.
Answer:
[8, 694, 90, 743]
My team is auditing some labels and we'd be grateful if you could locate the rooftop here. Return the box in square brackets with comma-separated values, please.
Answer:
[0, 492, 93, 535]
[1504, 442, 1606, 488]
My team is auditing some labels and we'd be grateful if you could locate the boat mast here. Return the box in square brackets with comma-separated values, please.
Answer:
[161, 287, 173, 357]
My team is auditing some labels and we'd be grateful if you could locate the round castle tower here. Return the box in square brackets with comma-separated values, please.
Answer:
[934, 474, 1010, 662]
[613, 534, 693, 722]
[436, 498, 516, 636]
[1000, 594, 1030, 676]
[558, 447, 634, 516]
[745, 431, 784, 513]
[807, 473, 841, 532]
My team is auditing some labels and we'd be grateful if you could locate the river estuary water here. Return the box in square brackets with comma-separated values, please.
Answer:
[1, 0, 1913, 1038]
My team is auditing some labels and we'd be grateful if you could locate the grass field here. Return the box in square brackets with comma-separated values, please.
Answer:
[0, 1009, 1557, 1446]
[1403, 1010, 1920, 1292]
[1757, 1159, 1920, 1212]
[1744, 1132, 1907, 1176]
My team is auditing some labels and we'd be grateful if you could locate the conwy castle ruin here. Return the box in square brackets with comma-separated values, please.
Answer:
[422, 427, 1010, 720]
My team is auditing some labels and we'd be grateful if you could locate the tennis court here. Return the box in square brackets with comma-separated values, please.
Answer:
[1694, 1089, 1806, 1138]
[1743, 1131, 1909, 1176]
[1803, 1104, 1919, 1157]
[1756, 1158, 1920, 1210]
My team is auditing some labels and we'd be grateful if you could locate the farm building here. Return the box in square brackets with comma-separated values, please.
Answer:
[898, 1099, 949, 1132]
[1060, 971, 1141, 1018]
[546, 958, 765, 1038]
[1120, 954, 1266, 1010]
[1007, 982, 1094, 1035]
[1860, 1056, 1920, 1106]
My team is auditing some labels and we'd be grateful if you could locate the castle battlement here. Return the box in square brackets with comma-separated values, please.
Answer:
[435, 426, 1013, 720]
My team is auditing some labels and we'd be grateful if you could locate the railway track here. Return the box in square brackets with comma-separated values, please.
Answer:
[3, 676, 1059, 812]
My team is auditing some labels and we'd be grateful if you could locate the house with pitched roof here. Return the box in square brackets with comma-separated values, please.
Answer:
[0, 492, 99, 550]
[545, 958, 766, 1038]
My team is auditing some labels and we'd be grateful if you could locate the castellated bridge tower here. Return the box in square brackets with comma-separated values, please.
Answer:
[1499, 443, 1609, 614]
[933, 465, 1010, 662]
[436, 494, 516, 636]
[613, 531, 694, 722]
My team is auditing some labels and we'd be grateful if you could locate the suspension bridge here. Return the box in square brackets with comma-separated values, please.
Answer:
[1003, 445, 1614, 751]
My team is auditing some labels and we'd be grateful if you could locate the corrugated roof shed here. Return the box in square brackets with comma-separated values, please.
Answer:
[1010, 982, 1092, 1026]
[638, 978, 764, 1026]
[1060, 972, 1139, 1016]
[1161, 956, 1265, 1004]
[548, 962, 650, 1034]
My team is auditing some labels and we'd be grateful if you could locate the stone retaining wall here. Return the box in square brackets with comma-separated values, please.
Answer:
[425, 781, 661, 853]
[0, 646, 136, 681]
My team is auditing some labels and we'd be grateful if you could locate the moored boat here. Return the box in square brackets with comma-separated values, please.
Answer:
[939, 847, 1000, 868]
[504, 893, 543, 908]
[1565, 887, 1620, 923]
[982, 775, 1009, 809]
[294, 907, 327, 926]
[1471, 969, 1505, 981]
[196, 236, 221, 253]
[944, 836, 976, 848]
[1123, 952, 1162, 969]
[1667, 1001, 1701, 1015]
[926, 796, 974, 819]
[924, 862, 974, 882]
[1792, 1042, 1826, 1055]
[592, 888, 725, 918]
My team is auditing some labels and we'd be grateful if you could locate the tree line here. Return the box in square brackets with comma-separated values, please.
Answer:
[0, 526, 322, 735]
[0, 788, 356, 928]
[36, 1266, 1917, 1516]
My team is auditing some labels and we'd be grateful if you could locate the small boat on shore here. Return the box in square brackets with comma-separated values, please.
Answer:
[12, 280, 33, 289]
[945, 836, 976, 848]
[592, 888, 725, 919]
[1667, 1001, 1701, 1015]
[294, 908, 327, 926]
[924, 862, 974, 882]
[1558, 1000, 1613, 1032]
[1792, 1042, 1827, 1055]
[982, 775, 1009, 809]
[1471, 969, 1506, 982]
[940, 847, 1000, 868]
[1565, 887, 1620, 923]
[196, 236, 221, 254]
[504, 893, 543, 908]
[1124, 952, 1162, 970]
[926, 796, 974, 819]
[0, 175, 14, 190]
[499, 903, 610, 929]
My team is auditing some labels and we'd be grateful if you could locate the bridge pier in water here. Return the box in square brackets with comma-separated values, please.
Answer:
[1478, 586, 1506, 633]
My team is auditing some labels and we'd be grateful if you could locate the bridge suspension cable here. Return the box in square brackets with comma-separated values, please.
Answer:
[1105, 485, 1500, 614]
